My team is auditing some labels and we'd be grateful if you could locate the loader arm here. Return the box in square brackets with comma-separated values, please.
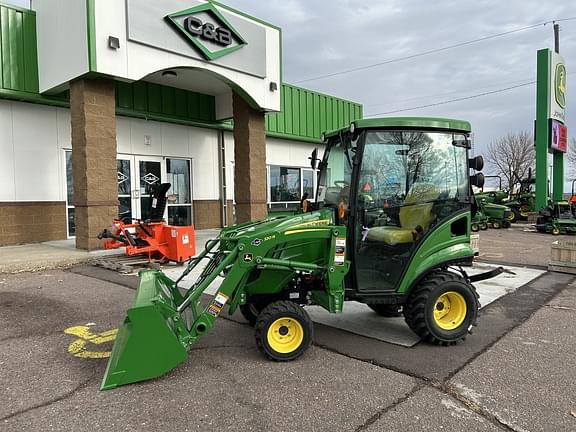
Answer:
[101, 223, 349, 390]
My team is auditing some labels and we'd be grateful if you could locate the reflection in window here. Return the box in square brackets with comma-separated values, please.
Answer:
[65, 151, 75, 237]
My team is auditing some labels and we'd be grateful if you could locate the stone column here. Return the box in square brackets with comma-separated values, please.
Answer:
[232, 92, 268, 223]
[70, 78, 118, 250]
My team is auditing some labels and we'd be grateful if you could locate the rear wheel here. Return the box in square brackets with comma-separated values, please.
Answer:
[255, 301, 313, 361]
[502, 220, 511, 229]
[404, 271, 479, 345]
[367, 304, 402, 317]
[552, 226, 561, 235]
[507, 211, 516, 222]
[479, 222, 488, 230]
[239, 303, 266, 326]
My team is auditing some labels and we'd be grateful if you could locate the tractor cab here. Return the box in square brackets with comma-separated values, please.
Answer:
[315, 118, 483, 297]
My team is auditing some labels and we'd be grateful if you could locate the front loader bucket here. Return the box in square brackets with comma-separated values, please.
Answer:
[101, 270, 188, 390]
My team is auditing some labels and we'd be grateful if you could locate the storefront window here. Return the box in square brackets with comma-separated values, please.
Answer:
[65, 151, 75, 237]
[268, 165, 315, 204]
[166, 158, 192, 226]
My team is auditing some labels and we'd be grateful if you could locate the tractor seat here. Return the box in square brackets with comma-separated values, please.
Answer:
[366, 183, 439, 246]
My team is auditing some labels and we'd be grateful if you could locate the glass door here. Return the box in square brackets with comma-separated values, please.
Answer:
[117, 156, 134, 221]
[135, 156, 165, 221]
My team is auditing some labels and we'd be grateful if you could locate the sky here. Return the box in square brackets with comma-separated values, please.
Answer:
[217, 0, 575, 161]
[7, 0, 576, 168]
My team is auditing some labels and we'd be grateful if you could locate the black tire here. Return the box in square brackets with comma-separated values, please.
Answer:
[480, 222, 488, 230]
[492, 221, 501, 229]
[255, 301, 313, 361]
[239, 303, 266, 326]
[512, 209, 522, 222]
[470, 223, 480, 232]
[403, 271, 479, 345]
[507, 210, 516, 223]
[502, 220, 511, 229]
[367, 304, 402, 317]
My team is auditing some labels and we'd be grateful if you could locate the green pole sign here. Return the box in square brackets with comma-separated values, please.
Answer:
[535, 48, 568, 208]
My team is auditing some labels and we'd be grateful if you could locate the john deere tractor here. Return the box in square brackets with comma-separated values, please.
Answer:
[102, 117, 500, 390]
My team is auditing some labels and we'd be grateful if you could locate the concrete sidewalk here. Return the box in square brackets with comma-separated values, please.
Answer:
[0, 230, 221, 274]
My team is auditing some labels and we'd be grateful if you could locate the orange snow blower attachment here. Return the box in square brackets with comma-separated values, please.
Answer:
[98, 183, 196, 263]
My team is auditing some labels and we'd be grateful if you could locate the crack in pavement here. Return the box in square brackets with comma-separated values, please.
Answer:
[436, 382, 527, 432]
[0, 373, 97, 423]
[355, 383, 424, 431]
[0, 330, 67, 344]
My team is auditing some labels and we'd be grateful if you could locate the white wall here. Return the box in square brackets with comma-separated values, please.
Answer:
[0, 100, 321, 206]
[0, 100, 68, 202]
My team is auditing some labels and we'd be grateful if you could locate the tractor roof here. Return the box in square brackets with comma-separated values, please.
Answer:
[323, 117, 471, 139]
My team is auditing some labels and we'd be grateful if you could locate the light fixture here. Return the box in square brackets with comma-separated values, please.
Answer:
[162, 70, 178, 78]
[108, 36, 120, 50]
[269, 82, 278, 91]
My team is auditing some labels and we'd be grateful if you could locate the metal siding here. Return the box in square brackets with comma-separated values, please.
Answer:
[174, 88, 188, 118]
[284, 86, 292, 134]
[306, 91, 313, 137]
[299, 90, 306, 137]
[22, 12, 37, 92]
[161, 85, 175, 116]
[292, 87, 300, 135]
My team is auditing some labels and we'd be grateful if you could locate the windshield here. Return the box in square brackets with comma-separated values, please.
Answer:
[359, 130, 469, 207]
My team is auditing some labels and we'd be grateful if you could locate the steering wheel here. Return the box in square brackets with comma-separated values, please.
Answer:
[334, 181, 349, 188]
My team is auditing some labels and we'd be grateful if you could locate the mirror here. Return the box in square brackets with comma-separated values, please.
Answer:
[468, 155, 484, 171]
[470, 173, 485, 188]
[309, 148, 319, 170]
[453, 138, 471, 149]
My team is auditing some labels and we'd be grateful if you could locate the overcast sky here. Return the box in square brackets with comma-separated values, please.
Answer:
[220, 0, 575, 159]
[8, 1, 575, 166]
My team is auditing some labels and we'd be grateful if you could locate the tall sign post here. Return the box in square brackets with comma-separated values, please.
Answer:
[535, 45, 567, 209]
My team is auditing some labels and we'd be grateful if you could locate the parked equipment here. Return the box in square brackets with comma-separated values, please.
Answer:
[98, 183, 196, 263]
[483, 202, 512, 229]
[535, 201, 576, 235]
[101, 117, 502, 390]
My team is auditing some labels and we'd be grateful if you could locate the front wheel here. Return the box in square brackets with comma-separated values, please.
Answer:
[470, 223, 480, 232]
[552, 226, 561, 235]
[492, 220, 502, 229]
[404, 271, 479, 345]
[255, 301, 313, 361]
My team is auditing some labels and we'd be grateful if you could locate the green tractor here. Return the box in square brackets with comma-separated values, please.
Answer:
[470, 206, 489, 232]
[505, 170, 536, 221]
[102, 117, 501, 390]
[483, 202, 512, 229]
[535, 201, 576, 235]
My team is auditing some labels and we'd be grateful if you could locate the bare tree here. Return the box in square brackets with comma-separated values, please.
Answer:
[485, 131, 534, 192]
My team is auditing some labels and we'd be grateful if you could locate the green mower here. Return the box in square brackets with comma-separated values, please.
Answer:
[535, 201, 576, 235]
[102, 117, 502, 390]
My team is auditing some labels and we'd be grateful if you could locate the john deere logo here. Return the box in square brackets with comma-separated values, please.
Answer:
[555, 63, 566, 109]
[165, 3, 246, 61]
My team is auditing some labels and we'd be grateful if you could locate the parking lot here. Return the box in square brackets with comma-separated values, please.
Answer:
[1, 227, 576, 431]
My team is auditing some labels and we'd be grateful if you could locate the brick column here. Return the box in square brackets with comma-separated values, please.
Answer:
[232, 92, 268, 223]
[70, 78, 118, 250]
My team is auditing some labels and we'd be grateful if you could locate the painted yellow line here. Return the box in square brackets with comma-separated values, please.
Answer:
[64, 325, 118, 359]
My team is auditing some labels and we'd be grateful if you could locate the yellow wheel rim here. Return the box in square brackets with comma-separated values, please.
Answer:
[507, 212, 515, 221]
[433, 291, 467, 330]
[267, 317, 304, 354]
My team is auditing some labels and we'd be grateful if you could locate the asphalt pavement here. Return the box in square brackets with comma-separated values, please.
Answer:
[1, 226, 576, 431]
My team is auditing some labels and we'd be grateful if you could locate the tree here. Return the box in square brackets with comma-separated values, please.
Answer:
[485, 131, 534, 192]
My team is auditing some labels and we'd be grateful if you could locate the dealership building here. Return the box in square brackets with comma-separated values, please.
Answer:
[0, 1, 362, 249]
